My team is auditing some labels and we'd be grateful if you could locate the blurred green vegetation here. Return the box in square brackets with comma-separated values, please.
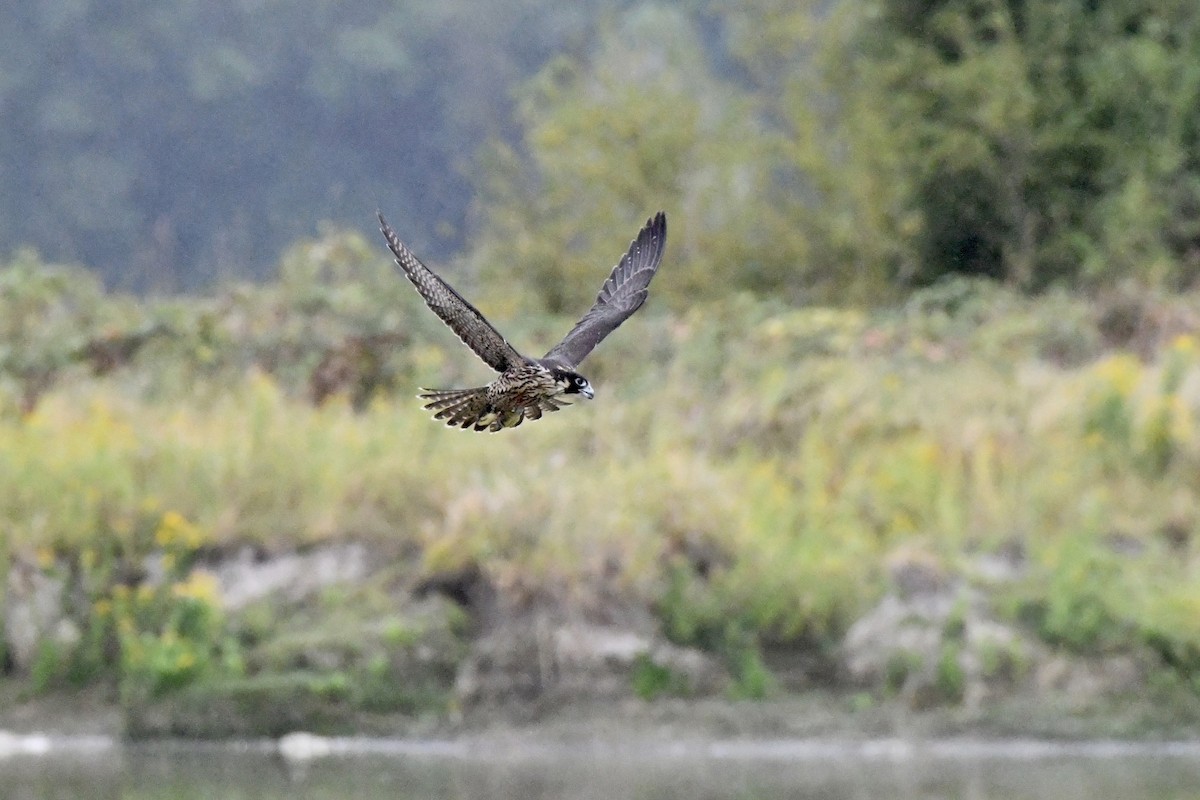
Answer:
[10, 1, 1200, 299]
[454, 0, 1200, 304]
[3, 240, 1200, 705]
[7, 0, 1200, 719]
[4, 0, 625, 287]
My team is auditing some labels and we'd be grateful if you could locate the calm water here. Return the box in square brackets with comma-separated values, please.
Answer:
[4, 740, 1200, 800]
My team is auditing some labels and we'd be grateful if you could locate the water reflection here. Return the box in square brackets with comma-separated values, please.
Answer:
[3, 743, 1200, 800]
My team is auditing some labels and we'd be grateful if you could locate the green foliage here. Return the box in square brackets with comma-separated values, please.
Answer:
[658, 564, 727, 653]
[656, 564, 776, 699]
[936, 643, 966, 703]
[470, 5, 807, 311]
[464, 0, 1200, 308]
[630, 654, 691, 700]
[717, 0, 1200, 291]
[1023, 538, 1130, 653]
[12, 0, 1200, 302]
[977, 637, 1029, 686]
[30, 639, 68, 695]
[7, 249, 1200, 702]
[884, 651, 922, 695]
[1085, 355, 1139, 455]
[1083, 337, 1200, 476]
[14, 509, 233, 700]
[106, 514, 231, 701]
[727, 646, 775, 701]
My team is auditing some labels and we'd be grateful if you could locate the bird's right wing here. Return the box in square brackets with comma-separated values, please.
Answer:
[379, 212, 525, 374]
[543, 212, 667, 368]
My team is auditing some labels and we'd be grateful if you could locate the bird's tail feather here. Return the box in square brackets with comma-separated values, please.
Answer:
[419, 387, 504, 432]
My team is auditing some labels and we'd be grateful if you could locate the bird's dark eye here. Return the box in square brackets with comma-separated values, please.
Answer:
[575, 377, 586, 386]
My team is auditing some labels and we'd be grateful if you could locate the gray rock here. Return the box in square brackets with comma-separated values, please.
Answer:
[1034, 653, 1145, 703]
[4, 559, 70, 673]
[212, 543, 369, 610]
[456, 611, 725, 708]
[843, 591, 959, 683]
[843, 582, 1035, 708]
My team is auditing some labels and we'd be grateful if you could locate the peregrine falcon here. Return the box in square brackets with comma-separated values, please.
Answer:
[378, 211, 667, 432]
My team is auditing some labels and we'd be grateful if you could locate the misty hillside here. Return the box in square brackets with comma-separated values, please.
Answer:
[8, 1, 1200, 301]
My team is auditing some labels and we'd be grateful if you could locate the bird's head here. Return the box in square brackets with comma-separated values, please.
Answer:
[554, 369, 594, 400]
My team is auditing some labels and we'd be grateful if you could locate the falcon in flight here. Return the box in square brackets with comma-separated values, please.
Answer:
[378, 211, 667, 432]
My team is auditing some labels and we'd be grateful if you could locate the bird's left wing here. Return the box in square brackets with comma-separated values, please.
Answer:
[379, 212, 525, 374]
[542, 211, 667, 369]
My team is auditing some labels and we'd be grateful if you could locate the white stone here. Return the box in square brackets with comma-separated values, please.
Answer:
[277, 731, 335, 762]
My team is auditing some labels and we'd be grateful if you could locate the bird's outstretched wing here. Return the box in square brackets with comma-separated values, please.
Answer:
[379, 212, 525, 374]
[542, 211, 667, 369]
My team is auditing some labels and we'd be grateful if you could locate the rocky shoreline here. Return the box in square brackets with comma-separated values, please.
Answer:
[4, 542, 1200, 743]
[4, 692, 1200, 764]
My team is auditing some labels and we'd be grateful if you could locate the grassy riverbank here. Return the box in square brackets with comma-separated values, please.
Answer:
[3, 242, 1200, 735]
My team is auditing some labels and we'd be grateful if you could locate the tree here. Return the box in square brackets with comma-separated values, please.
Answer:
[0, 1, 619, 288]
[723, 0, 1200, 291]
[468, 5, 808, 313]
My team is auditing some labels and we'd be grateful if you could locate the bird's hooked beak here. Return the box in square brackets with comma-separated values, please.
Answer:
[581, 383, 595, 400]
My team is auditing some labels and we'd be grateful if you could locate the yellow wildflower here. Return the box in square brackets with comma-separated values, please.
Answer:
[155, 510, 206, 550]
[915, 440, 940, 466]
[890, 510, 917, 534]
[1171, 333, 1197, 356]
[1093, 354, 1141, 397]
[172, 571, 221, 607]
[1170, 395, 1194, 443]
[35, 547, 55, 570]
